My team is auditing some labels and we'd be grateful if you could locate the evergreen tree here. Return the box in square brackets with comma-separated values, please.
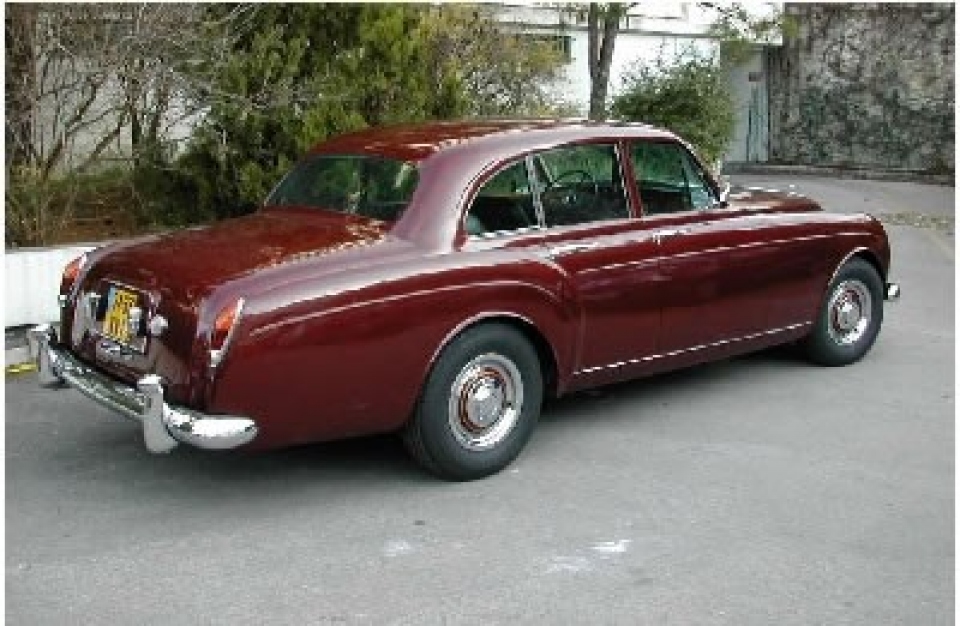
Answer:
[180, 4, 465, 221]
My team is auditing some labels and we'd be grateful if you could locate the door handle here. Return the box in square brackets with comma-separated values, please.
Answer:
[652, 228, 690, 243]
[544, 242, 597, 259]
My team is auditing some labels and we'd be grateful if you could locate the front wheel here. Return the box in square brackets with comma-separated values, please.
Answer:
[403, 324, 543, 481]
[803, 257, 884, 366]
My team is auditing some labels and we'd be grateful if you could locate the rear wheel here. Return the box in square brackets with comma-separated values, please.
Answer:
[803, 257, 884, 366]
[403, 324, 543, 481]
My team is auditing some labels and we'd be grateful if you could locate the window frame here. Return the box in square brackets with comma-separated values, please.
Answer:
[627, 139, 722, 218]
[462, 155, 545, 240]
[264, 153, 420, 220]
[463, 141, 639, 242]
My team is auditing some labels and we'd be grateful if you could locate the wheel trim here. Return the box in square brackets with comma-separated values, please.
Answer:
[827, 279, 873, 346]
[448, 353, 524, 451]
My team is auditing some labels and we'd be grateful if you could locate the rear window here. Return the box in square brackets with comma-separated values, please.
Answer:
[265, 155, 419, 222]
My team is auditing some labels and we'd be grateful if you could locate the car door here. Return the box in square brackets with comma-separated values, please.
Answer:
[629, 139, 780, 353]
[529, 142, 662, 373]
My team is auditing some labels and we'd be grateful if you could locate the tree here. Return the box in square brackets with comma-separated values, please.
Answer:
[5, 4, 37, 168]
[611, 52, 735, 164]
[577, 2, 786, 121]
[176, 4, 469, 222]
[586, 3, 630, 120]
[702, 2, 793, 65]
[4, 3, 249, 245]
[420, 5, 568, 117]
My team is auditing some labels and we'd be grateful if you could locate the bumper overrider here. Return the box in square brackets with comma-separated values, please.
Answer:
[27, 324, 258, 453]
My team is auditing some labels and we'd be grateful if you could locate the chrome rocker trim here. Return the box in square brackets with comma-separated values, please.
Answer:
[27, 324, 258, 453]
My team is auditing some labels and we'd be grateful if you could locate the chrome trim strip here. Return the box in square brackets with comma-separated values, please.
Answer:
[575, 322, 811, 376]
[28, 324, 258, 453]
[545, 242, 598, 258]
[467, 225, 544, 241]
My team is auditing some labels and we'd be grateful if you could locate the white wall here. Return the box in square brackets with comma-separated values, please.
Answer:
[497, 2, 779, 163]
[5, 245, 97, 327]
[724, 50, 770, 162]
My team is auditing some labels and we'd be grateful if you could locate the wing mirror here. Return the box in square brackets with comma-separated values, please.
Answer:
[719, 179, 731, 204]
[711, 175, 731, 208]
[711, 159, 731, 207]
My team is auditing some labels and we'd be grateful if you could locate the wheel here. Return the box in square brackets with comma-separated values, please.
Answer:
[403, 324, 543, 481]
[803, 257, 884, 366]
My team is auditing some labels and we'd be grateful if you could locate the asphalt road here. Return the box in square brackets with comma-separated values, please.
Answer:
[5, 176, 954, 625]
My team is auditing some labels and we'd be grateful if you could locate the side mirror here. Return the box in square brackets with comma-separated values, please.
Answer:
[711, 159, 730, 207]
[719, 179, 731, 204]
[710, 177, 731, 209]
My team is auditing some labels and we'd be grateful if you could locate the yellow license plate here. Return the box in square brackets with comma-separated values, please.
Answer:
[103, 286, 139, 344]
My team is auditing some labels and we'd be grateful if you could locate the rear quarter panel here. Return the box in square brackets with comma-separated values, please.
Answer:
[206, 250, 575, 450]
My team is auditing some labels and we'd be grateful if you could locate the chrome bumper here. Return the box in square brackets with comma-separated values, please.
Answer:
[27, 324, 258, 453]
[885, 282, 901, 301]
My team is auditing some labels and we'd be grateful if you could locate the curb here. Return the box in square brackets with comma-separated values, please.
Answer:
[6, 346, 35, 374]
[724, 163, 955, 186]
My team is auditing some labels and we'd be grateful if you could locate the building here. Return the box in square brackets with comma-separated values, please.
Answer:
[494, 2, 781, 164]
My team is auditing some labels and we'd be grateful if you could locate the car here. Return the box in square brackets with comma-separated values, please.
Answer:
[29, 119, 901, 480]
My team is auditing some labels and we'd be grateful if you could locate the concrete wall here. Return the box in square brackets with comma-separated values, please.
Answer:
[5, 245, 96, 327]
[767, 3, 955, 172]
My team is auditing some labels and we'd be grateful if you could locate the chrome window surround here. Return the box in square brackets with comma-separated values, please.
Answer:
[463, 142, 633, 241]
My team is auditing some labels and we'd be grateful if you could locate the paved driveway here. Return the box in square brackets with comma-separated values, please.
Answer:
[5, 177, 954, 625]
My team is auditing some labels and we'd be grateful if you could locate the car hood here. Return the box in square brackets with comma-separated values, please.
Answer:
[84, 207, 390, 303]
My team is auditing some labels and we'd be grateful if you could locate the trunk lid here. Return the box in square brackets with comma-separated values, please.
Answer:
[66, 208, 390, 403]
[86, 208, 389, 304]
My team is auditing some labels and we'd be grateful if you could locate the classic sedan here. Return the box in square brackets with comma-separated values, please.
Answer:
[30, 120, 900, 480]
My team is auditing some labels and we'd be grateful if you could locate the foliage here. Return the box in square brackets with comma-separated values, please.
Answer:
[170, 3, 570, 223]
[5, 3, 576, 240]
[4, 3, 248, 241]
[171, 5, 444, 222]
[6, 166, 140, 247]
[610, 53, 735, 165]
[420, 5, 568, 117]
[703, 2, 797, 66]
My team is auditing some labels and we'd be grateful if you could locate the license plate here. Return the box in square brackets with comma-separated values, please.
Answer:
[102, 285, 141, 345]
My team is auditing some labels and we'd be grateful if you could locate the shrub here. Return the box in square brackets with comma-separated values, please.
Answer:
[5, 166, 140, 247]
[611, 53, 736, 165]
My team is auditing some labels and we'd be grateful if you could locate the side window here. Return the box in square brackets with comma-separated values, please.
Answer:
[535, 144, 630, 227]
[465, 161, 537, 236]
[632, 141, 716, 215]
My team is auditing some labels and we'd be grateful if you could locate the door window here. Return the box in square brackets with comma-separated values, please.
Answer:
[534, 144, 630, 227]
[465, 161, 538, 236]
[631, 141, 716, 215]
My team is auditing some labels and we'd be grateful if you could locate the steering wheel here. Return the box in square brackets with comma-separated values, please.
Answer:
[544, 169, 599, 208]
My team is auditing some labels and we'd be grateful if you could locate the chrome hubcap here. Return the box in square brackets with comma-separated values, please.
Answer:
[827, 279, 873, 345]
[448, 354, 523, 450]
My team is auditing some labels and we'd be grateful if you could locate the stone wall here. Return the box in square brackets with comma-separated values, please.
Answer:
[767, 3, 954, 172]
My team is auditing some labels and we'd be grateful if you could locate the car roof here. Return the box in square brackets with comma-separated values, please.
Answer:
[308, 119, 679, 162]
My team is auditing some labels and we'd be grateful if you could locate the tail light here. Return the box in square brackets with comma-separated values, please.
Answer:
[60, 253, 87, 295]
[209, 298, 245, 368]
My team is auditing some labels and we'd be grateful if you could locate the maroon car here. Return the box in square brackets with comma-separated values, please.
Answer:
[30, 120, 900, 480]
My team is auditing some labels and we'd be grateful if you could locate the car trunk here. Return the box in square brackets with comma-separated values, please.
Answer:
[61, 208, 389, 406]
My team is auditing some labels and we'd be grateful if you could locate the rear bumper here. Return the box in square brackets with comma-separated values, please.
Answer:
[27, 324, 258, 453]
